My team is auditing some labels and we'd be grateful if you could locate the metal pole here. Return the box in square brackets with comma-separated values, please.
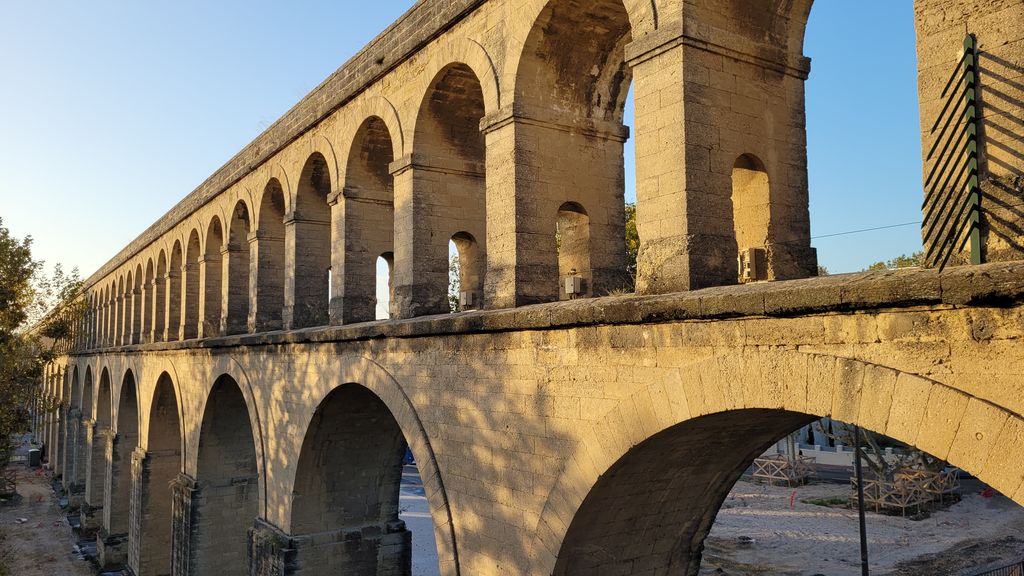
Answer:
[964, 34, 982, 266]
[854, 426, 870, 576]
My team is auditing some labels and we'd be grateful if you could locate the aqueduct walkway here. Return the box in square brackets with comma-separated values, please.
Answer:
[35, 0, 1024, 574]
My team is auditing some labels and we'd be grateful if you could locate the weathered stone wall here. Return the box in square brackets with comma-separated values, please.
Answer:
[49, 264, 1024, 575]
[916, 0, 1024, 263]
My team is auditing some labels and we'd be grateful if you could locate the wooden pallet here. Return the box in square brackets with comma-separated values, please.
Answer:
[752, 454, 816, 487]
[852, 469, 960, 515]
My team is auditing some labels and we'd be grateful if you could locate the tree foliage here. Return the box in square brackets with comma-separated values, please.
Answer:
[865, 251, 924, 271]
[625, 202, 639, 286]
[0, 217, 82, 467]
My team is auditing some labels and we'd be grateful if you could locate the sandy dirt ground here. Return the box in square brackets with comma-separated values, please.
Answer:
[700, 479, 1024, 575]
[0, 439, 92, 576]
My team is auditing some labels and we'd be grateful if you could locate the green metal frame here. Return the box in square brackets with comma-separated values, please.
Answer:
[922, 34, 983, 270]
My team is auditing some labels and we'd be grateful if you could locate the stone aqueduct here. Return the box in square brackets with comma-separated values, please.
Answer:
[34, 0, 1024, 575]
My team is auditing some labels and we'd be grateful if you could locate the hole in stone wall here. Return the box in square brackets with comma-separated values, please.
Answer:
[557, 202, 591, 300]
[376, 253, 393, 320]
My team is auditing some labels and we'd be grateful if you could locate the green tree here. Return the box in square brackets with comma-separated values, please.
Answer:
[865, 251, 924, 271]
[0, 217, 82, 470]
[625, 202, 639, 286]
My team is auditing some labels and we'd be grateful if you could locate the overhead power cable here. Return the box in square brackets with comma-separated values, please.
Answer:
[812, 221, 922, 240]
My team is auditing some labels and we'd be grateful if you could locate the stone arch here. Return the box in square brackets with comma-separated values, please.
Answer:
[182, 229, 202, 339]
[508, 0, 632, 302]
[154, 250, 168, 342]
[105, 368, 140, 547]
[289, 151, 333, 328]
[225, 197, 252, 335]
[556, 202, 593, 299]
[190, 374, 261, 576]
[115, 276, 126, 345]
[399, 62, 489, 317]
[341, 95, 405, 162]
[167, 240, 184, 340]
[131, 264, 144, 344]
[533, 349, 1024, 575]
[203, 215, 225, 337]
[281, 355, 459, 576]
[86, 366, 114, 507]
[135, 370, 184, 576]
[77, 365, 89, 411]
[731, 153, 771, 282]
[183, 356, 268, 516]
[449, 231, 482, 311]
[686, 0, 811, 58]
[412, 38, 501, 132]
[253, 177, 288, 331]
[142, 259, 155, 342]
[340, 114, 397, 323]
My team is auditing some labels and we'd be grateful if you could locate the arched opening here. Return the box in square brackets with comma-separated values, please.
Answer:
[88, 295, 98, 348]
[115, 277, 125, 345]
[732, 154, 771, 283]
[203, 217, 224, 337]
[154, 251, 168, 342]
[554, 404, 1024, 575]
[291, 152, 333, 328]
[225, 200, 251, 335]
[183, 230, 202, 340]
[515, 0, 632, 302]
[105, 370, 139, 556]
[289, 384, 413, 574]
[167, 242, 183, 341]
[376, 253, 394, 321]
[193, 375, 259, 575]
[138, 373, 182, 576]
[343, 116, 395, 324]
[87, 368, 112, 510]
[254, 179, 286, 332]
[102, 285, 110, 346]
[400, 63, 486, 317]
[70, 366, 89, 491]
[449, 233, 482, 311]
[556, 202, 592, 300]
[132, 265, 143, 344]
[143, 259, 155, 342]
[124, 271, 134, 344]
[59, 365, 78, 481]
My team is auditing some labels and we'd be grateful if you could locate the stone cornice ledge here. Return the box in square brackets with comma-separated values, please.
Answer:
[76, 261, 1024, 354]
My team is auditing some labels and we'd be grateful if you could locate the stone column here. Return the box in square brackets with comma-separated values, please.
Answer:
[82, 420, 105, 535]
[197, 255, 221, 339]
[170, 473, 198, 576]
[389, 154, 486, 318]
[179, 261, 199, 341]
[249, 230, 285, 333]
[130, 286, 142, 344]
[115, 292, 126, 346]
[98, 430, 128, 569]
[481, 107, 629, 308]
[327, 192, 346, 326]
[283, 214, 331, 330]
[62, 407, 80, 492]
[127, 448, 147, 576]
[145, 278, 158, 343]
[622, 23, 816, 294]
[247, 517, 411, 576]
[53, 401, 64, 477]
[221, 244, 249, 335]
[163, 269, 180, 342]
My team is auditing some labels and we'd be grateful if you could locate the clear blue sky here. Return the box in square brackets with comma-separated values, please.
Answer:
[0, 1, 922, 283]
